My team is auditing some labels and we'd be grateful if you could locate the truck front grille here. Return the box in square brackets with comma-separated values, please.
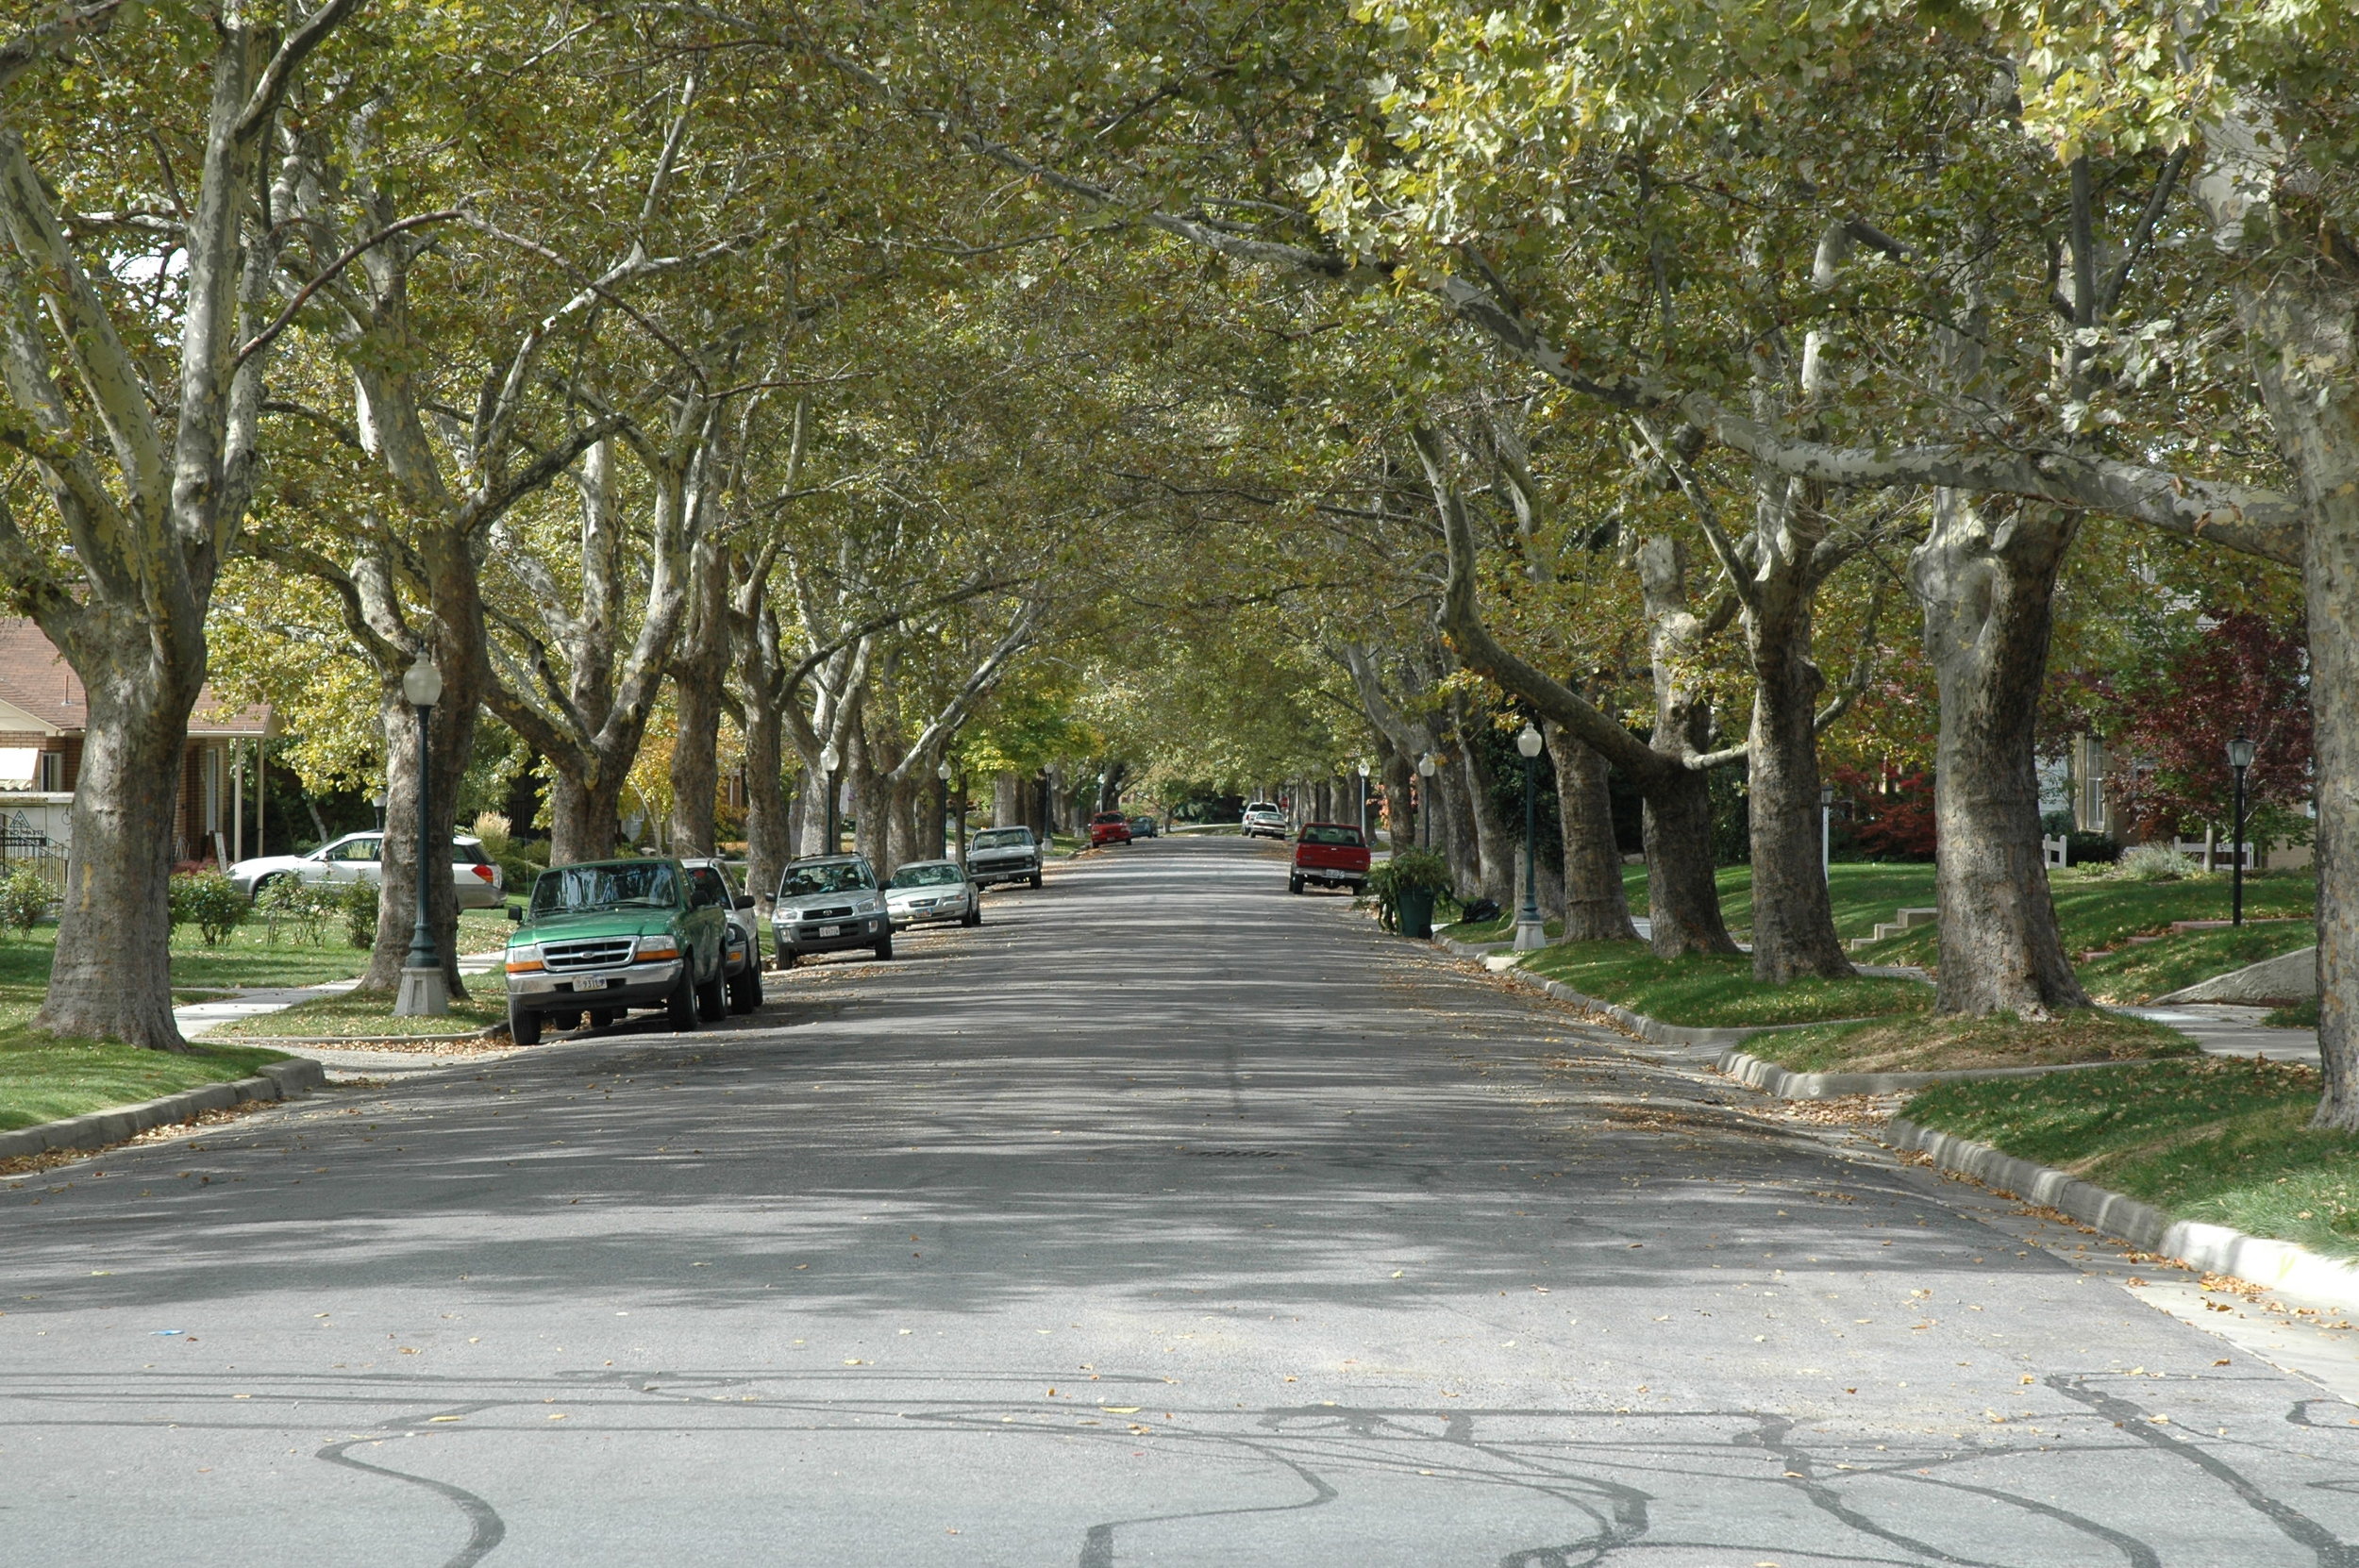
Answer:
[544, 940, 637, 972]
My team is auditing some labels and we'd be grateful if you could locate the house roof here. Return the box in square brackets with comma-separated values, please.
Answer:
[0, 619, 271, 738]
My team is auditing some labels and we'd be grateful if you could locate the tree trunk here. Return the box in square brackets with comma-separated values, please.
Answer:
[1380, 747, 1414, 852]
[1914, 492, 2091, 1016]
[2228, 259, 2359, 1127]
[1455, 729, 1515, 905]
[548, 772, 625, 865]
[1636, 539, 1741, 959]
[667, 536, 729, 857]
[360, 678, 474, 995]
[1745, 583, 1853, 981]
[1546, 722, 1637, 942]
[995, 771, 1023, 828]
[37, 642, 200, 1050]
[742, 695, 791, 911]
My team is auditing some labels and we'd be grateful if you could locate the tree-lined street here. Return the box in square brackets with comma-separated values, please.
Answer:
[5, 839, 2353, 1565]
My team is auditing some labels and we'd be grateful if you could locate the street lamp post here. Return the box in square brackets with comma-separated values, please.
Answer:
[1355, 760, 1369, 843]
[2228, 734, 2255, 926]
[1514, 724, 1547, 952]
[1416, 753, 1436, 849]
[1820, 784, 1835, 885]
[820, 743, 841, 855]
[937, 759, 953, 859]
[393, 651, 447, 1017]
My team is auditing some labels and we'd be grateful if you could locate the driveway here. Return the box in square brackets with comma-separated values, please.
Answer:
[3, 836, 2353, 1565]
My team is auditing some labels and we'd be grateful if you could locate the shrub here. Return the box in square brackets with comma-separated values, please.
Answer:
[1366, 848, 1454, 931]
[340, 877, 380, 949]
[170, 870, 248, 946]
[0, 865, 51, 936]
[2112, 842, 2203, 882]
[473, 810, 513, 860]
[256, 876, 332, 947]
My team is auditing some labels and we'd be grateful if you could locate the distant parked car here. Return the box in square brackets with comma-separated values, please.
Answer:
[965, 826, 1044, 889]
[1089, 811, 1132, 847]
[1129, 815, 1160, 839]
[502, 857, 728, 1044]
[887, 859, 981, 929]
[228, 830, 505, 909]
[772, 854, 893, 964]
[678, 857, 763, 1012]
[1241, 803, 1289, 840]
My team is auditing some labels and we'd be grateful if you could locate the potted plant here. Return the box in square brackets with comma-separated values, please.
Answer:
[1367, 847, 1453, 939]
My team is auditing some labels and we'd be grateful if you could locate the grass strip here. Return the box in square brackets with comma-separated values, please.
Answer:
[0, 1029, 291, 1132]
[1517, 940, 1931, 1028]
[1860, 868, 2315, 967]
[1901, 1057, 2359, 1259]
[1741, 1009, 2196, 1074]
[2267, 998, 2322, 1028]
[204, 983, 509, 1042]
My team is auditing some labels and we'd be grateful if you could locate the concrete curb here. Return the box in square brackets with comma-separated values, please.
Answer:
[0, 1057, 326, 1162]
[1882, 1116, 2359, 1309]
[1715, 1048, 2165, 1100]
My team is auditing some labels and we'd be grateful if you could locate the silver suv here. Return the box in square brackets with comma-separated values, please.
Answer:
[678, 858, 763, 1012]
[964, 826, 1043, 889]
[1241, 802, 1289, 840]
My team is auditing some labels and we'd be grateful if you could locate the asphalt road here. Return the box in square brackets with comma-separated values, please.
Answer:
[4, 836, 2355, 1567]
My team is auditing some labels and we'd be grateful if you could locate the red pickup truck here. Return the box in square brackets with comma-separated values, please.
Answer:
[1289, 823, 1371, 894]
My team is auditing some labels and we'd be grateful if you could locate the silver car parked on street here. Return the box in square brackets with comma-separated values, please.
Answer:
[886, 859, 982, 929]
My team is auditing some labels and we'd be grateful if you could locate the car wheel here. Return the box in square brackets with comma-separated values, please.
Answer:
[666, 967, 698, 1029]
[508, 1002, 542, 1046]
[696, 961, 728, 1022]
[962, 904, 980, 927]
[775, 947, 798, 970]
[1288, 875, 1304, 894]
[728, 962, 762, 1014]
[588, 1008, 616, 1029]
[1029, 872, 1044, 889]
[873, 932, 895, 960]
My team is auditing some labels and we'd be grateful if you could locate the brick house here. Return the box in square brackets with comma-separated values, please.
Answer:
[0, 619, 273, 869]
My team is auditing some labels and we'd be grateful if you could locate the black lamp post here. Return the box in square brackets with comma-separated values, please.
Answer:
[1355, 760, 1369, 843]
[2228, 733, 2255, 926]
[1416, 752, 1436, 849]
[820, 742, 841, 855]
[1513, 723, 1546, 951]
[936, 759, 952, 859]
[393, 650, 446, 1017]
[1820, 783, 1835, 884]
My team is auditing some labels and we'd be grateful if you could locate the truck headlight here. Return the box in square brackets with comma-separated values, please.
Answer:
[505, 944, 544, 975]
[635, 934, 680, 960]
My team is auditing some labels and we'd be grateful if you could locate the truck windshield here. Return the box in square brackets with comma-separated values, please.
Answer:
[1301, 825, 1363, 846]
[530, 862, 678, 916]
[971, 829, 1031, 850]
[778, 860, 876, 897]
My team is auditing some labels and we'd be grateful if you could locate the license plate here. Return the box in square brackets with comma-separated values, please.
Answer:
[574, 976, 614, 991]
[816, 925, 842, 938]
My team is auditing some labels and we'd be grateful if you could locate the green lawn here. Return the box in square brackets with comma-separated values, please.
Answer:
[0, 1034, 292, 1133]
[1858, 866, 2314, 967]
[1517, 940, 1932, 1029]
[1743, 1009, 2196, 1074]
[1902, 1058, 2359, 1259]
[2076, 921, 2319, 1004]
[203, 979, 509, 1042]
[1447, 862, 1939, 945]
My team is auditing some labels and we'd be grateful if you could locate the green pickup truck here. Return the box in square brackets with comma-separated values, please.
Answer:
[504, 858, 730, 1044]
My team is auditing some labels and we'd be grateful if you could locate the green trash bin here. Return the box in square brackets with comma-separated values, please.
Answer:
[1397, 886, 1436, 941]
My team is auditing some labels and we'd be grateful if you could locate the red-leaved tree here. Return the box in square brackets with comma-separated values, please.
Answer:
[2108, 611, 2313, 845]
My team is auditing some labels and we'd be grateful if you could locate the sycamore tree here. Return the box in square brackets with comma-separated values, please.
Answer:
[0, 0, 358, 1048]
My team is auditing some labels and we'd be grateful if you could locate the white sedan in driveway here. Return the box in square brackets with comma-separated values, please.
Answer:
[227, 831, 507, 909]
[885, 859, 981, 929]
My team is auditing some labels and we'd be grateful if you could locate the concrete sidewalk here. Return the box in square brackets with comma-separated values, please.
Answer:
[2120, 1000, 2321, 1062]
[175, 949, 506, 1042]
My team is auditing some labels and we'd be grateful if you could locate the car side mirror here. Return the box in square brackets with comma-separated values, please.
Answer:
[733, 892, 755, 909]
[507, 905, 522, 923]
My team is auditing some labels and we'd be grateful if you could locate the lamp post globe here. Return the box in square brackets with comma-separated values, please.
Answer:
[2227, 734, 2255, 926]
[1513, 725, 1546, 951]
[393, 650, 447, 1017]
